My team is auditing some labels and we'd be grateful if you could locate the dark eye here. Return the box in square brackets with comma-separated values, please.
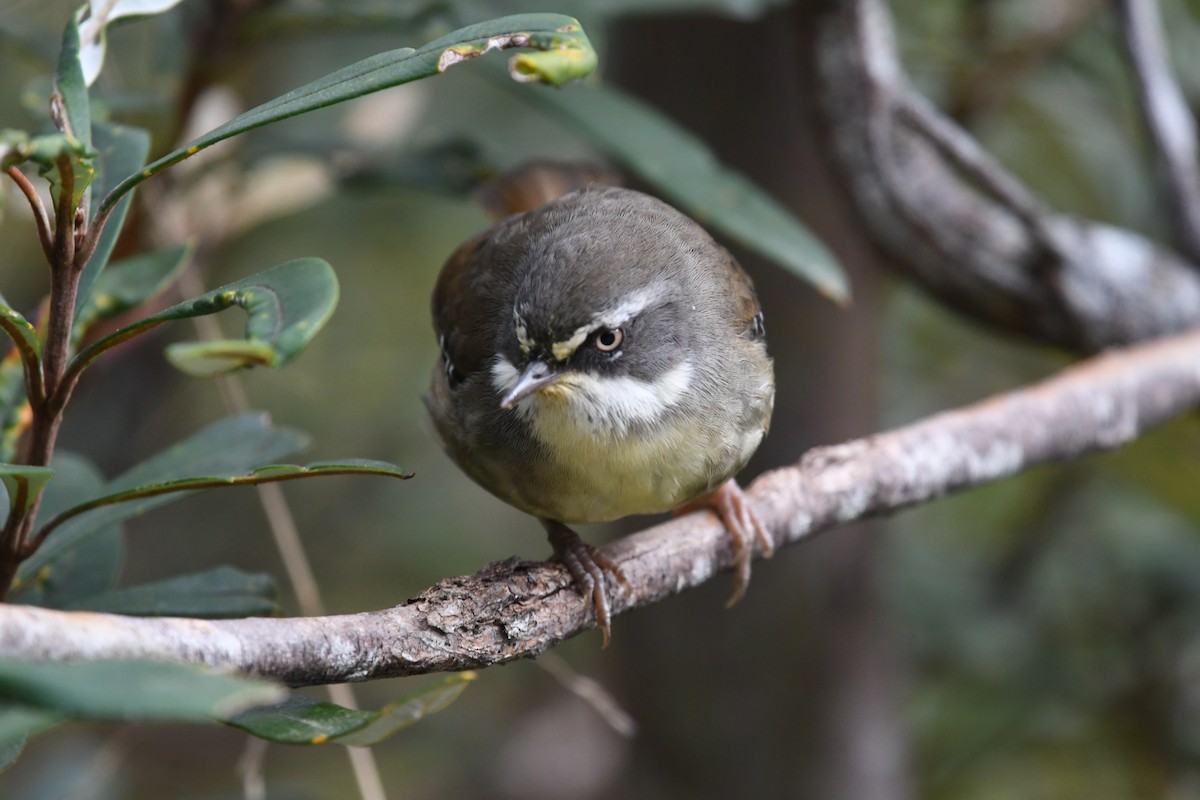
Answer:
[594, 327, 623, 353]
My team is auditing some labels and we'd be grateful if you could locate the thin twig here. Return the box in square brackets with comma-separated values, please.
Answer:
[3, 324, 1200, 679]
[1115, 0, 1200, 263]
[5, 167, 55, 267]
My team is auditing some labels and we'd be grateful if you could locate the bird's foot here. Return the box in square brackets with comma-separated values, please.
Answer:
[675, 479, 773, 608]
[542, 519, 629, 648]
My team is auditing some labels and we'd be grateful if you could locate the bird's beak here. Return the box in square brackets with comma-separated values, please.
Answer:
[500, 360, 561, 409]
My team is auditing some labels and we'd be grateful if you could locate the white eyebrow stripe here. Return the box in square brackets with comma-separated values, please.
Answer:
[512, 282, 670, 363]
[547, 282, 670, 362]
[595, 283, 668, 329]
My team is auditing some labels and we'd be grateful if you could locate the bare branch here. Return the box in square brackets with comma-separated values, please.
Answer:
[811, 0, 1200, 352]
[1115, 0, 1200, 263]
[3, 325, 1200, 683]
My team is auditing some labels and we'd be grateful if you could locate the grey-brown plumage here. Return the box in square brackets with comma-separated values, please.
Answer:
[427, 186, 774, 644]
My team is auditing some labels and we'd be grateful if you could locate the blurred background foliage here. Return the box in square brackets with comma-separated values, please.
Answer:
[4, 0, 1200, 798]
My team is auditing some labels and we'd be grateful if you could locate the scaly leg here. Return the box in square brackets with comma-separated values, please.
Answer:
[541, 519, 629, 648]
[675, 478, 773, 607]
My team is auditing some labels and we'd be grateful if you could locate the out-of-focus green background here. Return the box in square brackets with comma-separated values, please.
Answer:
[5, 0, 1200, 798]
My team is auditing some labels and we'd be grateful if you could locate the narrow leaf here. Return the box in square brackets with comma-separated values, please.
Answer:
[228, 695, 371, 744]
[519, 82, 849, 301]
[75, 122, 152, 317]
[227, 673, 476, 746]
[96, 14, 596, 218]
[54, 6, 91, 150]
[0, 660, 284, 721]
[19, 413, 309, 580]
[75, 242, 192, 339]
[0, 294, 42, 403]
[336, 673, 475, 746]
[0, 464, 54, 518]
[70, 258, 337, 379]
[35, 460, 410, 542]
[71, 566, 278, 618]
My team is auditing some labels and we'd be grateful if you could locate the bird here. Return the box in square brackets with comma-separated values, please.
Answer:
[427, 184, 775, 645]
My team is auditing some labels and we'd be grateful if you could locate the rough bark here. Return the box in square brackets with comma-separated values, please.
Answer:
[3, 326, 1199, 682]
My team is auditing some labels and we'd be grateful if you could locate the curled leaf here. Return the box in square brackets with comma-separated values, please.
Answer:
[69, 258, 337, 379]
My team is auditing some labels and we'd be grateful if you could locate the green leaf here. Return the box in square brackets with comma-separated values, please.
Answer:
[70, 258, 337, 379]
[71, 566, 278, 618]
[74, 242, 192, 339]
[10, 453, 123, 609]
[0, 464, 54, 518]
[520, 82, 849, 302]
[1, 130, 96, 214]
[35, 459, 410, 543]
[18, 413, 310, 581]
[0, 294, 40, 363]
[95, 14, 596, 219]
[227, 673, 476, 746]
[75, 122, 152, 318]
[54, 6, 91, 150]
[0, 660, 284, 721]
[0, 293, 42, 403]
[0, 130, 94, 172]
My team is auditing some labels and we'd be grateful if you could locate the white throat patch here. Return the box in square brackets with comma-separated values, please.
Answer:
[490, 355, 694, 437]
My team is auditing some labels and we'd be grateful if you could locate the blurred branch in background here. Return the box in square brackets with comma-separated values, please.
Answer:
[1114, 0, 1200, 263]
[813, 0, 1200, 352]
[4, 323, 1200, 677]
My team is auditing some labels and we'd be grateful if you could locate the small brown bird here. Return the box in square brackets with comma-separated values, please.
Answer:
[427, 185, 775, 644]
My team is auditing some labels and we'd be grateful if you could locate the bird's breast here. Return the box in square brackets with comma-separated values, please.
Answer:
[489, 358, 755, 523]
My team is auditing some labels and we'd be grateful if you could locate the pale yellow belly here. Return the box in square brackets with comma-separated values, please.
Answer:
[520, 400, 748, 523]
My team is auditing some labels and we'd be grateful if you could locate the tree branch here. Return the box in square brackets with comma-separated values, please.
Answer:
[1115, 0, 1200, 264]
[3, 325, 1200, 684]
[811, 0, 1200, 352]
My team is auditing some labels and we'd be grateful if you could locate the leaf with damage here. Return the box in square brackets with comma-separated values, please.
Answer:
[94, 14, 596, 221]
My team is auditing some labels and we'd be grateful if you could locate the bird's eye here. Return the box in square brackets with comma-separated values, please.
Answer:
[594, 328, 623, 353]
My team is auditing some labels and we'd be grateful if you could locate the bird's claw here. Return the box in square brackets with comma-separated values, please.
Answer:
[542, 519, 627, 647]
[676, 479, 772, 608]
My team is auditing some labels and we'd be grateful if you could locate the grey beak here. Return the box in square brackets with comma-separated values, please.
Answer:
[500, 361, 560, 409]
